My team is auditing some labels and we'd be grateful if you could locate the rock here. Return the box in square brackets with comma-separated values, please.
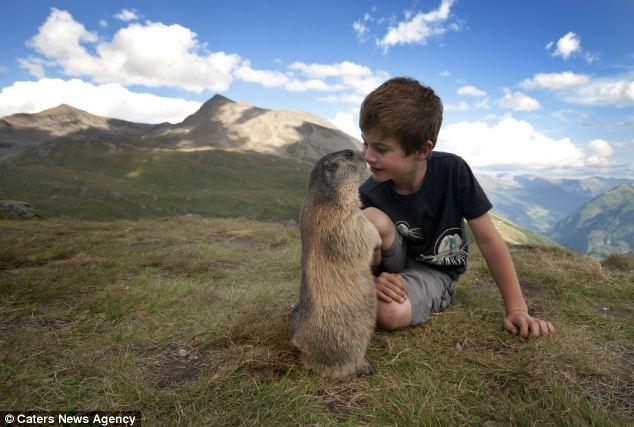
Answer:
[0, 200, 35, 218]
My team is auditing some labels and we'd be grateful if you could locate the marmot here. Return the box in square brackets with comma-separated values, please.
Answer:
[290, 149, 381, 378]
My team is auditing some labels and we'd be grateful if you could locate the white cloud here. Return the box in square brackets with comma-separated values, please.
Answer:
[99, 20, 108, 28]
[18, 57, 49, 78]
[520, 71, 590, 90]
[438, 70, 450, 77]
[497, 89, 541, 111]
[235, 62, 290, 88]
[586, 139, 614, 166]
[551, 31, 581, 59]
[550, 109, 573, 123]
[285, 78, 341, 92]
[22, 9, 388, 100]
[474, 98, 490, 110]
[457, 85, 486, 97]
[27, 8, 98, 67]
[353, 21, 369, 41]
[114, 9, 138, 22]
[329, 111, 361, 140]
[445, 101, 470, 111]
[0, 65, 8, 73]
[289, 61, 389, 99]
[438, 117, 588, 169]
[377, 0, 456, 52]
[566, 73, 634, 107]
[317, 93, 366, 105]
[546, 31, 598, 63]
[0, 78, 201, 124]
[25, 9, 240, 93]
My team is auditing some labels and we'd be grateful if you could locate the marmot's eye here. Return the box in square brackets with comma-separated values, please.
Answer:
[343, 150, 353, 157]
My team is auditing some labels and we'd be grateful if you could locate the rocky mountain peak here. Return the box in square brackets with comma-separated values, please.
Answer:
[199, 94, 235, 111]
[38, 104, 94, 118]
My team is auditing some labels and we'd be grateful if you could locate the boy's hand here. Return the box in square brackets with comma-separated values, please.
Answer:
[504, 310, 555, 338]
[375, 272, 407, 303]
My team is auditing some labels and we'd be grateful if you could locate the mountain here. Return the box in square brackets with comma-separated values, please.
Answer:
[0, 95, 360, 164]
[0, 96, 360, 222]
[154, 94, 360, 162]
[549, 184, 634, 257]
[0, 104, 166, 161]
[478, 174, 634, 233]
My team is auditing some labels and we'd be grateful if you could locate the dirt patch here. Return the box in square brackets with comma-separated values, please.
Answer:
[468, 280, 494, 290]
[315, 380, 370, 417]
[519, 280, 542, 299]
[469, 338, 518, 357]
[242, 350, 297, 378]
[49, 252, 107, 267]
[594, 305, 634, 319]
[140, 345, 227, 388]
[485, 372, 513, 394]
[207, 230, 257, 246]
[141, 254, 238, 278]
[130, 239, 163, 247]
[226, 235, 256, 246]
[3, 310, 73, 331]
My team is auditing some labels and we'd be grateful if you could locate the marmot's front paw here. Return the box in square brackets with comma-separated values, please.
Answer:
[356, 361, 376, 376]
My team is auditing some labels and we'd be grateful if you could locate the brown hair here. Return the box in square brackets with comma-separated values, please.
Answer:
[359, 77, 443, 154]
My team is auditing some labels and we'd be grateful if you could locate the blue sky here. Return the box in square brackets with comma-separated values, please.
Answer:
[1, 0, 633, 177]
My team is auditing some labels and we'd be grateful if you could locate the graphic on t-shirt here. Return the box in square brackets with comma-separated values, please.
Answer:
[395, 220, 424, 241]
[416, 227, 467, 266]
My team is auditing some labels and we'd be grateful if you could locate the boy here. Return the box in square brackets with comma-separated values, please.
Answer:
[359, 77, 554, 338]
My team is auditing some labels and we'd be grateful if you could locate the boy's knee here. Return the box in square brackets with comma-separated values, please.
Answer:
[363, 207, 395, 250]
[376, 300, 412, 330]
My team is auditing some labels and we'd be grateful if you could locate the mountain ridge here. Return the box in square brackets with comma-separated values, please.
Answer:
[0, 95, 359, 163]
[549, 183, 634, 257]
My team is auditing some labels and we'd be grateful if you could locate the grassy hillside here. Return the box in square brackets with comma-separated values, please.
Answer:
[0, 139, 313, 221]
[550, 184, 634, 258]
[1, 217, 632, 424]
[487, 213, 560, 247]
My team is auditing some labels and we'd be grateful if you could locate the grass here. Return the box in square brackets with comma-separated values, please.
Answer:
[0, 141, 312, 221]
[1, 216, 632, 425]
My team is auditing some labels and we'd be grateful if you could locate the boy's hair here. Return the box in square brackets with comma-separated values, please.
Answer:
[359, 77, 443, 155]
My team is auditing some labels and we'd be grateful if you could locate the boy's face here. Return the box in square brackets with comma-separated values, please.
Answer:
[361, 128, 421, 183]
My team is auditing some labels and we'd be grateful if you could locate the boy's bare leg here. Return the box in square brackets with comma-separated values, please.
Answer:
[377, 298, 412, 330]
[362, 207, 413, 330]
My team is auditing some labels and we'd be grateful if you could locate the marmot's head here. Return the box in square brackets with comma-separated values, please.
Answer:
[308, 149, 366, 204]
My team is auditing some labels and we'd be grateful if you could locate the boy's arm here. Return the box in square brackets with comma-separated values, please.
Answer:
[467, 213, 555, 338]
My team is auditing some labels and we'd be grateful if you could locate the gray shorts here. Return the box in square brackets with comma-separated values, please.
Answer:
[380, 231, 455, 326]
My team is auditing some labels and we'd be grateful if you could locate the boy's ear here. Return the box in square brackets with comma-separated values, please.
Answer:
[414, 140, 434, 160]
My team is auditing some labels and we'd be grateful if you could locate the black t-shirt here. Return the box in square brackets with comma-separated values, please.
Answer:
[359, 151, 492, 280]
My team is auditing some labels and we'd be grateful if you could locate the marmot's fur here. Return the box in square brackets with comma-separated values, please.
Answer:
[290, 149, 380, 378]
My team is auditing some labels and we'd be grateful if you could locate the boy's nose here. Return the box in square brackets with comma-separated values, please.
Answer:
[363, 148, 375, 163]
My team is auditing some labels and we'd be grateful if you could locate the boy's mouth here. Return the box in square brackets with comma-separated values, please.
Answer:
[370, 166, 383, 173]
